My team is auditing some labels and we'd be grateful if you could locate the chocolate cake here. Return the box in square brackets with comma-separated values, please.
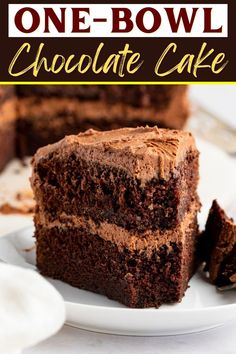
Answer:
[16, 85, 189, 157]
[0, 85, 189, 170]
[31, 126, 200, 308]
[202, 200, 236, 287]
[0, 86, 17, 171]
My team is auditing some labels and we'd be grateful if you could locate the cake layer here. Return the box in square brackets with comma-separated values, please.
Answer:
[36, 207, 199, 308]
[32, 127, 199, 232]
[17, 86, 189, 156]
[17, 94, 187, 127]
[35, 201, 199, 254]
[17, 85, 104, 99]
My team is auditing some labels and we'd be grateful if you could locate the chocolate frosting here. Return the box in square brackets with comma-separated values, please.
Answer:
[35, 201, 199, 256]
[18, 89, 188, 129]
[33, 126, 197, 185]
[0, 99, 17, 125]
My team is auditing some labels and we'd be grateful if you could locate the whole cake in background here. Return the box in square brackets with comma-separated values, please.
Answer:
[202, 200, 236, 288]
[0, 85, 189, 171]
[31, 126, 200, 308]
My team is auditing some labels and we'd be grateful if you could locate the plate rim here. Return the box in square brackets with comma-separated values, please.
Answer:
[64, 299, 236, 313]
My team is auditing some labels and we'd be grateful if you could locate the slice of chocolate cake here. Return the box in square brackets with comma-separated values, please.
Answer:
[0, 86, 17, 171]
[17, 85, 189, 157]
[202, 200, 236, 287]
[31, 126, 200, 308]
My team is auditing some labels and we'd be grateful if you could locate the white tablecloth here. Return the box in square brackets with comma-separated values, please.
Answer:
[25, 320, 236, 354]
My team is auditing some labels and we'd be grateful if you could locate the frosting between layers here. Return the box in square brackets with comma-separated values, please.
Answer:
[32, 126, 197, 183]
[0, 99, 17, 126]
[35, 201, 199, 255]
[18, 98, 125, 121]
[0, 86, 15, 104]
[18, 96, 184, 124]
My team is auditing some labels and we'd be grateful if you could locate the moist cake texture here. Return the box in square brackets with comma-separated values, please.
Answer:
[202, 200, 236, 287]
[0, 86, 17, 171]
[16, 85, 189, 157]
[32, 126, 200, 308]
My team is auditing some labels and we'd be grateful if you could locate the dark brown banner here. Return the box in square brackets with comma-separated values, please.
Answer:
[1, 0, 235, 83]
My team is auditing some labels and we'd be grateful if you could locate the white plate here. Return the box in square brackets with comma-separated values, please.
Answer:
[0, 137, 236, 336]
[0, 227, 236, 336]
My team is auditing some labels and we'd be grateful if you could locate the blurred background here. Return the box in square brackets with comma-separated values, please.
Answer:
[189, 85, 236, 154]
